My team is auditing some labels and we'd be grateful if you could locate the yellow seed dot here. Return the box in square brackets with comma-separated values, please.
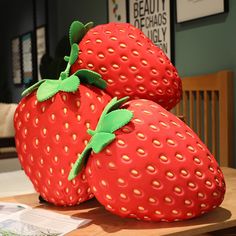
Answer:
[195, 170, 203, 177]
[130, 169, 139, 176]
[141, 59, 148, 66]
[121, 55, 128, 61]
[164, 197, 172, 203]
[172, 210, 179, 214]
[205, 180, 212, 187]
[35, 138, 39, 145]
[108, 162, 116, 168]
[148, 197, 156, 203]
[138, 206, 145, 211]
[132, 50, 139, 56]
[121, 155, 130, 161]
[64, 146, 69, 153]
[106, 194, 112, 200]
[160, 155, 168, 162]
[188, 145, 195, 152]
[42, 128, 47, 135]
[188, 182, 196, 188]
[149, 124, 158, 131]
[117, 139, 126, 146]
[137, 148, 145, 155]
[72, 134, 77, 141]
[120, 193, 127, 199]
[133, 189, 142, 195]
[55, 134, 60, 141]
[101, 180, 107, 186]
[153, 139, 161, 147]
[198, 192, 205, 198]
[152, 180, 161, 188]
[167, 139, 175, 146]
[180, 169, 188, 176]
[118, 178, 125, 184]
[121, 207, 127, 212]
[146, 165, 156, 172]
[51, 114, 55, 120]
[194, 157, 201, 164]
[53, 156, 58, 163]
[100, 66, 107, 72]
[166, 171, 174, 178]
[65, 123, 69, 129]
[63, 107, 67, 114]
[174, 186, 182, 193]
[108, 48, 114, 53]
[155, 210, 161, 215]
[175, 153, 183, 160]
[130, 66, 137, 71]
[184, 200, 192, 205]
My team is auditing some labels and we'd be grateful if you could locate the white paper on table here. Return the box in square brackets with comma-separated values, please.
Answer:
[0, 202, 91, 235]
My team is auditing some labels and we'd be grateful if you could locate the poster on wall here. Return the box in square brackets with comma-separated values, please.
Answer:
[36, 26, 46, 80]
[21, 32, 33, 85]
[108, 0, 127, 22]
[11, 37, 22, 85]
[128, 0, 173, 61]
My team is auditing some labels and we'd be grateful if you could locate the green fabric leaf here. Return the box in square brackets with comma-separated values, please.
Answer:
[68, 147, 92, 181]
[69, 44, 79, 65]
[58, 75, 80, 92]
[64, 56, 70, 62]
[69, 21, 85, 45]
[90, 132, 115, 153]
[107, 96, 130, 113]
[85, 22, 94, 32]
[36, 80, 60, 102]
[74, 69, 107, 89]
[22, 80, 46, 97]
[98, 109, 133, 133]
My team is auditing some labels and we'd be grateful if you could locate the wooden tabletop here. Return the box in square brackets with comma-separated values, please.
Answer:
[1, 167, 236, 236]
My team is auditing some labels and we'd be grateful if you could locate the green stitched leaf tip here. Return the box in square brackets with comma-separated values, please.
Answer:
[21, 80, 46, 97]
[36, 80, 60, 102]
[69, 21, 85, 45]
[90, 132, 115, 153]
[98, 109, 133, 133]
[74, 69, 107, 89]
[68, 147, 92, 181]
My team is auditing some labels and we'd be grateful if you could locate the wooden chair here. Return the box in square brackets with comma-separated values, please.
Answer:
[172, 70, 234, 167]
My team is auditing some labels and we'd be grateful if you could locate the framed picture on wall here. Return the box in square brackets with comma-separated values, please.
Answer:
[21, 32, 33, 85]
[11, 37, 22, 85]
[176, 0, 228, 23]
[107, 0, 128, 22]
[128, 0, 175, 62]
[36, 25, 46, 80]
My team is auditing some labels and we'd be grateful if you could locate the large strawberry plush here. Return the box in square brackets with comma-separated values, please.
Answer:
[70, 21, 182, 111]
[14, 22, 111, 206]
[69, 97, 225, 221]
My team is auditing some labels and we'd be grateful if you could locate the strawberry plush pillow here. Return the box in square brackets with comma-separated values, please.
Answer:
[71, 22, 182, 111]
[14, 22, 111, 206]
[69, 97, 225, 221]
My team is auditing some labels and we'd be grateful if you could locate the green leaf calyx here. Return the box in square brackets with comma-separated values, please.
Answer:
[68, 97, 133, 181]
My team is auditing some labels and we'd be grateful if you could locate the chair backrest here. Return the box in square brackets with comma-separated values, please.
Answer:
[172, 70, 234, 167]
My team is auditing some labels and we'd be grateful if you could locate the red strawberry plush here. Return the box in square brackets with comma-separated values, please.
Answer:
[69, 97, 225, 221]
[70, 22, 182, 111]
[14, 22, 111, 206]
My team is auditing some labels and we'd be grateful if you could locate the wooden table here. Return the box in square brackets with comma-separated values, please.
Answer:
[1, 167, 236, 236]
